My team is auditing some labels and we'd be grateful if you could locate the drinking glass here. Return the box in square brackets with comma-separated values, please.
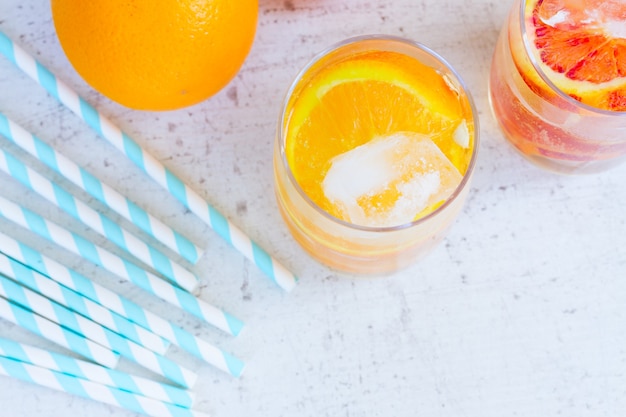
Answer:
[273, 36, 479, 274]
[489, 0, 626, 174]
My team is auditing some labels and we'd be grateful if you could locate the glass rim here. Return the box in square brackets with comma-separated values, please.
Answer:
[277, 34, 480, 233]
[519, 0, 626, 116]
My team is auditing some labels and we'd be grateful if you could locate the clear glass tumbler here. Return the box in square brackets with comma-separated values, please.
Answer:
[273, 36, 479, 274]
[489, 0, 626, 174]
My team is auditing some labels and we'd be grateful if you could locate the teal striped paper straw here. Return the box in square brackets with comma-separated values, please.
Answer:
[0, 113, 202, 265]
[0, 295, 119, 368]
[0, 144, 199, 293]
[0, 337, 194, 408]
[0, 273, 197, 388]
[0, 30, 297, 292]
[0, 233, 246, 377]
[0, 251, 170, 356]
[0, 194, 244, 336]
[0, 356, 210, 417]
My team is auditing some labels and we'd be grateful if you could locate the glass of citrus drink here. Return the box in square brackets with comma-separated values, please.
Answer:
[273, 36, 478, 274]
[489, 0, 626, 174]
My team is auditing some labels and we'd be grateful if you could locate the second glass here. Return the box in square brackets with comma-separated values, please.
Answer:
[489, 0, 626, 174]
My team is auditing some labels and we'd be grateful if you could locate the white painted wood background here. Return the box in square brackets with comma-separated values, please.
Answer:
[0, 0, 624, 416]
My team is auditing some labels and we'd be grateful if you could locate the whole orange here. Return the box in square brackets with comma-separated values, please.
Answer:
[51, 0, 258, 110]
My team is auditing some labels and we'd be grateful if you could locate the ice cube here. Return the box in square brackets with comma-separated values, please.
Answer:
[322, 132, 463, 228]
[540, 9, 571, 27]
[453, 119, 470, 149]
[605, 19, 626, 39]
[539, 0, 626, 37]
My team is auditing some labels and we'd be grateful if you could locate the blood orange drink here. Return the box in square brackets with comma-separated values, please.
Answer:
[489, 0, 626, 174]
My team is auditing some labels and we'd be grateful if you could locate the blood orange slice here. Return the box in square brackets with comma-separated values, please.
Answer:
[524, 0, 626, 111]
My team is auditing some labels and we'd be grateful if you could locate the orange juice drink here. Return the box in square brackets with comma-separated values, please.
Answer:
[489, 0, 626, 174]
[273, 36, 478, 274]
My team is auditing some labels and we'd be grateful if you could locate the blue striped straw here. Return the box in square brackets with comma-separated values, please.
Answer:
[0, 233, 246, 378]
[0, 30, 297, 292]
[0, 273, 197, 388]
[0, 251, 170, 356]
[0, 295, 119, 368]
[0, 144, 199, 293]
[0, 356, 210, 417]
[0, 337, 194, 408]
[0, 194, 244, 336]
[0, 112, 202, 265]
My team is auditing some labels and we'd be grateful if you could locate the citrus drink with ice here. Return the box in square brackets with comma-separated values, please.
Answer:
[274, 37, 478, 274]
[489, 0, 626, 174]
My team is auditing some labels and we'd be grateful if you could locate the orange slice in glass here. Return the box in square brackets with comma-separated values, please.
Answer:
[283, 50, 473, 225]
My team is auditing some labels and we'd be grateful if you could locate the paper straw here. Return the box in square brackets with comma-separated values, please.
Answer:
[0, 295, 119, 368]
[0, 194, 244, 337]
[0, 114, 202, 266]
[0, 273, 197, 388]
[0, 356, 210, 417]
[0, 115, 202, 266]
[0, 251, 170, 356]
[0, 337, 194, 408]
[0, 31, 297, 292]
[0, 146, 199, 294]
[0, 233, 246, 377]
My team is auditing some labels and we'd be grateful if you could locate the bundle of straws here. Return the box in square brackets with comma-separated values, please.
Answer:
[0, 30, 297, 416]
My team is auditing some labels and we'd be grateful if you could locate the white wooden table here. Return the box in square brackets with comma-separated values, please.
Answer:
[0, 1, 624, 416]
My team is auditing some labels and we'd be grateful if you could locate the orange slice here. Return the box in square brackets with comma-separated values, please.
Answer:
[283, 50, 474, 225]
[524, 0, 626, 110]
